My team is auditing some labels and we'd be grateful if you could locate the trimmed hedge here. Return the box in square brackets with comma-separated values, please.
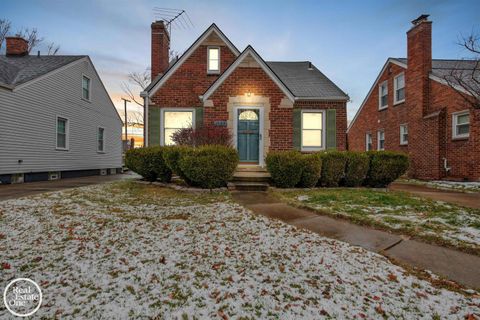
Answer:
[343, 152, 370, 187]
[162, 145, 193, 184]
[179, 145, 239, 189]
[297, 153, 322, 188]
[266, 151, 303, 188]
[125, 146, 172, 182]
[365, 151, 409, 187]
[318, 151, 348, 187]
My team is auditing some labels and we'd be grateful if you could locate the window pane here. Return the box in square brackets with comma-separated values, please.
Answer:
[57, 133, 66, 148]
[381, 95, 388, 107]
[457, 124, 469, 135]
[57, 119, 66, 134]
[164, 111, 193, 129]
[396, 88, 405, 101]
[208, 59, 219, 71]
[381, 83, 387, 96]
[302, 112, 322, 129]
[396, 74, 405, 88]
[457, 114, 469, 125]
[209, 48, 219, 60]
[164, 129, 179, 146]
[302, 130, 322, 147]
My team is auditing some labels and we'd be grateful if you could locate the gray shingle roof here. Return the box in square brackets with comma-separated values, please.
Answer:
[0, 55, 86, 88]
[392, 58, 479, 90]
[266, 61, 348, 99]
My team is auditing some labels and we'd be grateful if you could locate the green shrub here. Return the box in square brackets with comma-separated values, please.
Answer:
[162, 145, 193, 184]
[297, 153, 322, 188]
[179, 145, 239, 189]
[343, 152, 370, 187]
[365, 151, 409, 187]
[125, 146, 172, 182]
[318, 151, 348, 187]
[266, 151, 303, 188]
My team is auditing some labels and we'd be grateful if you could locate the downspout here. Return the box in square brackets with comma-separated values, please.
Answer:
[140, 91, 149, 147]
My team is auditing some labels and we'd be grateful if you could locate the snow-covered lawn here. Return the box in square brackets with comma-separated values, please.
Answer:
[402, 179, 480, 193]
[1, 181, 479, 319]
[276, 188, 480, 255]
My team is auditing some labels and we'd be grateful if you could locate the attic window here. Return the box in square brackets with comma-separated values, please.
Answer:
[82, 75, 91, 101]
[207, 47, 220, 74]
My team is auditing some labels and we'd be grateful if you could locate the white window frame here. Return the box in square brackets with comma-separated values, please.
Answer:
[393, 72, 405, 105]
[378, 80, 388, 110]
[399, 124, 408, 145]
[56, 116, 69, 151]
[452, 110, 470, 139]
[301, 109, 326, 152]
[365, 133, 373, 151]
[377, 130, 385, 150]
[207, 46, 220, 74]
[160, 108, 196, 146]
[82, 74, 91, 101]
[97, 126, 105, 152]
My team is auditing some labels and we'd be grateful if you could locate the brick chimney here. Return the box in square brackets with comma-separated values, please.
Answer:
[151, 21, 170, 79]
[6, 37, 29, 56]
[406, 14, 432, 116]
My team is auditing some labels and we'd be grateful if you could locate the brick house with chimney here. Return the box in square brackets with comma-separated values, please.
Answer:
[347, 15, 480, 181]
[142, 22, 348, 166]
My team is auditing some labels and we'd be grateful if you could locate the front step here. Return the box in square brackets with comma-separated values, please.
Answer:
[228, 182, 269, 192]
[233, 171, 270, 183]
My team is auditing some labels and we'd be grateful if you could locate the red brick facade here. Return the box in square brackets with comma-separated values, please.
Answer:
[147, 24, 347, 155]
[347, 18, 479, 181]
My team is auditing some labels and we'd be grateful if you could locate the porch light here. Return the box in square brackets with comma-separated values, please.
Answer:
[246, 91, 252, 97]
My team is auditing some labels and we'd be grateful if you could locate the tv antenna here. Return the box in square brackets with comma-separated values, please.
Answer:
[153, 7, 194, 36]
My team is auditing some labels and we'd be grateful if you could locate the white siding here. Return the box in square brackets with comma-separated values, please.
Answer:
[0, 58, 122, 175]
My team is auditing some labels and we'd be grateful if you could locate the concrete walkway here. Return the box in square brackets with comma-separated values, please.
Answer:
[0, 173, 133, 201]
[232, 191, 480, 290]
[390, 182, 480, 209]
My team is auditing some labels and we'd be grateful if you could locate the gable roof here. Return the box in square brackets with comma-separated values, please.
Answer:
[144, 23, 240, 96]
[267, 61, 348, 100]
[347, 57, 479, 132]
[201, 45, 296, 102]
[0, 55, 86, 89]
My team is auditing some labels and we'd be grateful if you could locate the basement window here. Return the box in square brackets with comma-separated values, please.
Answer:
[394, 73, 405, 104]
[377, 130, 385, 150]
[452, 111, 470, 139]
[365, 133, 373, 151]
[379, 81, 388, 110]
[400, 124, 408, 145]
[207, 47, 220, 74]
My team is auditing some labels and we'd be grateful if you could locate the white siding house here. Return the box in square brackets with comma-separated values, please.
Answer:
[0, 37, 122, 183]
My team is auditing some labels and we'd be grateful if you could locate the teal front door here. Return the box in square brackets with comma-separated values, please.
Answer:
[237, 109, 260, 163]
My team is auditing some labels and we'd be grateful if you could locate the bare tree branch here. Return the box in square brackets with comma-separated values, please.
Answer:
[0, 19, 11, 51]
[15, 28, 44, 53]
[121, 68, 151, 107]
[46, 42, 60, 55]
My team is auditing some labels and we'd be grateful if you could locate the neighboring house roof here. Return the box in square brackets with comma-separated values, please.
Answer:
[144, 23, 241, 96]
[347, 57, 479, 132]
[0, 55, 86, 89]
[201, 46, 296, 102]
[266, 61, 348, 100]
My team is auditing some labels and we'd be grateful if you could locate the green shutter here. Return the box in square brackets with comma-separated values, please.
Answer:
[293, 108, 301, 150]
[148, 107, 160, 146]
[326, 109, 336, 150]
[194, 107, 204, 129]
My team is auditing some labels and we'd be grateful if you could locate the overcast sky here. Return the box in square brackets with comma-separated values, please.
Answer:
[2, 0, 479, 121]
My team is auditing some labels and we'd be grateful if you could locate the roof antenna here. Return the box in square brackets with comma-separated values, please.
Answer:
[152, 7, 194, 39]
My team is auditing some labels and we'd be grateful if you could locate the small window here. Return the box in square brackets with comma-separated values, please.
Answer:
[379, 81, 388, 109]
[400, 124, 408, 145]
[452, 111, 470, 139]
[82, 75, 91, 100]
[56, 117, 69, 150]
[377, 130, 385, 150]
[162, 110, 194, 145]
[394, 73, 405, 104]
[365, 133, 373, 151]
[207, 47, 220, 74]
[301, 110, 324, 151]
[98, 127, 105, 152]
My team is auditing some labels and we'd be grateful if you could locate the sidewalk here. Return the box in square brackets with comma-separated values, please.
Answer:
[0, 173, 134, 201]
[232, 191, 480, 290]
[389, 182, 480, 209]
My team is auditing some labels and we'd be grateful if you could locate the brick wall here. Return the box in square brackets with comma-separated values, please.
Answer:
[151, 21, 170, 79]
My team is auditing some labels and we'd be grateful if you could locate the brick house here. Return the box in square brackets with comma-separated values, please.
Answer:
[347, 15, 479, 181]
[142, 21, 348, 166]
